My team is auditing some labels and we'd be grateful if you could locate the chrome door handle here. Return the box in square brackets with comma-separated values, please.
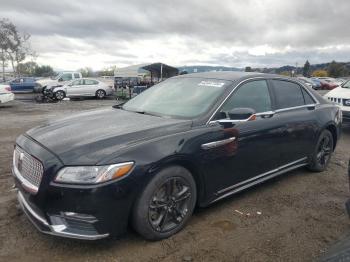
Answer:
[257, 111, 275, 118]
[201, 137, 236, 150]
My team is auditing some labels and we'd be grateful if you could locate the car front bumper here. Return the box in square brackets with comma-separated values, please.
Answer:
[15, 171, 137, 240]
[343, 110, 350, 123]
[17, 190, 109, 240]
[0, 92, 14, 103]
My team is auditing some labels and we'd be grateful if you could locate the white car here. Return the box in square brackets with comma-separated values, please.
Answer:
[0, 84, 15, 104]
[324, 80, 350, 123]
[52, 78, 114, 100]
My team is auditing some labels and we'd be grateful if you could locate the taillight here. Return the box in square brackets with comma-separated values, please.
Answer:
[5, 86, 11, 92]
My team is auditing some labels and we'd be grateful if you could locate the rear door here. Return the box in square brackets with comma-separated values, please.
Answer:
[83, 79, 99, 96]
[269, 79, 318, 164]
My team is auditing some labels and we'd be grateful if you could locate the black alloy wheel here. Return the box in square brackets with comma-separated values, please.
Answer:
[316, 135, 332, 168]
[308, 129, 334, 172]
[132, 166, 196, 240]
[148, 177, 192, 233]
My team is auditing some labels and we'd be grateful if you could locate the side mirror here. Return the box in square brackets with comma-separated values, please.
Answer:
[228, 107, 256, 121]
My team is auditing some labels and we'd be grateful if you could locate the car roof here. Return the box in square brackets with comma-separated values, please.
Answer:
[175, 71, 290, 82]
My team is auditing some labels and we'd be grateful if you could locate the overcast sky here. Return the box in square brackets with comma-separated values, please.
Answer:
[1, 0, 350, 70]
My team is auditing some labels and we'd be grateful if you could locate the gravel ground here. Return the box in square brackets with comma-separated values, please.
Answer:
[0, 95, 349, 262]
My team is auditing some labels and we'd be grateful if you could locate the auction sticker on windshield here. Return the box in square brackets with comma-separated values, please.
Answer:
[198, 81, 226, 88]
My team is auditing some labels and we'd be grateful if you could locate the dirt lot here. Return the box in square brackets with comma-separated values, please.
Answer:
[0, 96, 349, 262]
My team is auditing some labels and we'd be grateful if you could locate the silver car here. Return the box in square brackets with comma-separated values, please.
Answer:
[53, 78, 114, 100]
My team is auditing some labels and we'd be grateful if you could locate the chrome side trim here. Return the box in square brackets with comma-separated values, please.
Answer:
[211, 163, 307, 204]
[215, 157, 308, 196]
[201, 137, 236, 150]
[17, 191, 109, 240]
[208, 110, 277, 125]
[255, 111, 275, 117]
[274, 104, 317, 113]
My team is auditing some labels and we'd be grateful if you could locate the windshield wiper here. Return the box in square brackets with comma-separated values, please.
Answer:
[112, 102, 126, 109]
[135, 111, 162, 117]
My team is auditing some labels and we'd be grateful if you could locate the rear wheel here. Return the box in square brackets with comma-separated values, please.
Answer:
[54, 90, 65, 101]
[132, 166, 197, 240]
[96, 89, 106, 99]
[308, 129, 334, 172]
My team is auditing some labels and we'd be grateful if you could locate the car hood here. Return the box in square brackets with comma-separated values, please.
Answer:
[326, 87, 350, 98]
[26, 108, 192, 165]
[36, 78, 58, 87]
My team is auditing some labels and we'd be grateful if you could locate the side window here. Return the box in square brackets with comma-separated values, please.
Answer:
[272, 80, 305, 109]
[301, 88, 315, 104]
[343, 81, 350, 89]
[219, 80, 272, 117]
[74, 73, 80, 79]
[84, 79, 98, 85]
[71, 80, 82, 86]
[60, 74, 73, 81]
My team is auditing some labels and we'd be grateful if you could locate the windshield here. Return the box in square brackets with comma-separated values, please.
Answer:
[342, 80, 350, 89]
[122, 77, 231, 118]
[51, 72, 60, 80]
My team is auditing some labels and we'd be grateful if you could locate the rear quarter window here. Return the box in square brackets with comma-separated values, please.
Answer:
[272, 80, 305, 109]
[301, 88, 315, 104]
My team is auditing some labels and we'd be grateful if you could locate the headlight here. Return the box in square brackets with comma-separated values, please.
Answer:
[54, 162, 134, 184]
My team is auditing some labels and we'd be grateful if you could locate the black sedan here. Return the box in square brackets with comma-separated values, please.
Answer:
[13, 72, 342, 240]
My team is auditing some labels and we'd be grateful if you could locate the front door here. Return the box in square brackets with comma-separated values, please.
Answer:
[199, 79, 286, 198]
[66, 79, 84, 96]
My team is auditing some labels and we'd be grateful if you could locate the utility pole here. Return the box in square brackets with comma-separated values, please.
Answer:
[1, 50, 4, 82]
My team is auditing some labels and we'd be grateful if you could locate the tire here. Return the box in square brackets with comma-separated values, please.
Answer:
[54, 90, 65, 101]
[308, 129, 334, 172]
[96, 89, 106, 99]
[132, 166, 197, 240]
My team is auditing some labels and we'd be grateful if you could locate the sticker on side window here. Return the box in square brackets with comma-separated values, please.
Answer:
[198, 81, 225, 88]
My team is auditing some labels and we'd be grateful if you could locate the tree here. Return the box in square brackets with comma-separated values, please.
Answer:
[78, 67, 94, 77]
[17, 61, 37, 75]
[327, 60, 343, 77]
[279, 71, 291, 77]
[0, 19, 13, 81]
[0, 18, 34, 79]
[312, 69, 328, 77]
[303, 60, 311, 77]
[34, 65, 54, 77]
[245, 66, 252, 72]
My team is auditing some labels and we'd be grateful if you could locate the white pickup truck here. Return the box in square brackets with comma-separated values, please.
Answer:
[34, 71, 83, 93]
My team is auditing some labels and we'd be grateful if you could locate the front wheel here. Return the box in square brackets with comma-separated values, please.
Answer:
[308, 129, 334, 172]
[132, 166, 197, 240]
[54, 90, 65, 101]
[96, 89, 106, 99]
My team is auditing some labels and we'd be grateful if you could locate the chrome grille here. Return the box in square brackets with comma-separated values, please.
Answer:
[328, 97, 343, 105]
[13, 146, 44, 193]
